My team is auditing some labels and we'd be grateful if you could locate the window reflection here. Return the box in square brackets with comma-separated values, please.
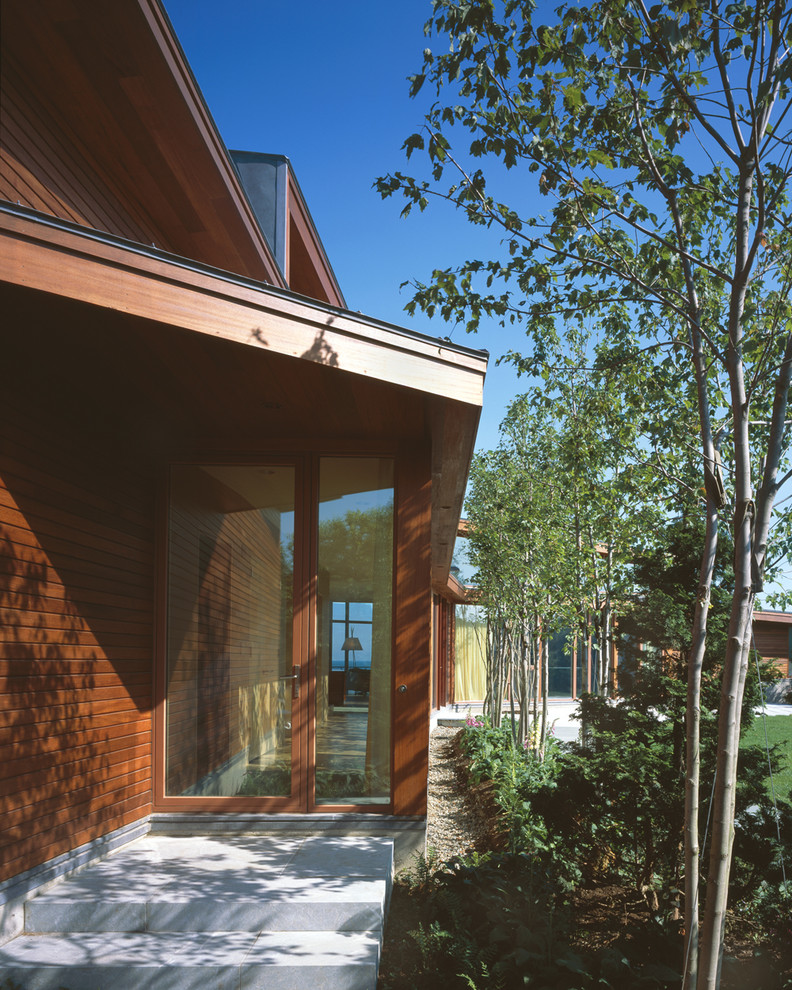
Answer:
[166, 465, 295, 797]
[316, 458, 393, 805]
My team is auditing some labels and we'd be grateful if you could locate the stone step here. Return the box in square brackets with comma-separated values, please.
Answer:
[1, 835, 392, 989]
[0, 929, 381, 990]
[25, 876, 388, 933]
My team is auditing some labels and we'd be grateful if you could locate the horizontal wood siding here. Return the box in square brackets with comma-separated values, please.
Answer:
[0, 58, 167, 250]
[754, 618, 792, 677]
[0, 384, 156, 883]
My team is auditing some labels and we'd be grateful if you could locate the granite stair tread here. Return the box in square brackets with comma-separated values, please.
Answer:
[0, 929, 381, 990]
[25, 875, 388, 933]
[0, 834, 392, 990]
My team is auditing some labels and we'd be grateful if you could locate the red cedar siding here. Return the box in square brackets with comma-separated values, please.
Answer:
[432, 596, 456, 711]
[0, 60, 168, 250]
[0, 393, 155, 884]
[754, 619, 791, 677]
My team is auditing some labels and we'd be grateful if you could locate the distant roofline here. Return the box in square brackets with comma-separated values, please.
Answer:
[754, 609, 792, 623]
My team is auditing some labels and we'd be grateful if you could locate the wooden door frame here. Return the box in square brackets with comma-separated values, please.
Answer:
[152, 454, 308, 813]
[152, 446, 423, 816]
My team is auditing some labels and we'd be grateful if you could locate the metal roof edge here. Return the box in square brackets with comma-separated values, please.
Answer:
[0, 201, 489, 369]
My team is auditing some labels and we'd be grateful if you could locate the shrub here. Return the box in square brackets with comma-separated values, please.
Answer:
[383, 849, 680, 989]
[748, 879, 792, 942]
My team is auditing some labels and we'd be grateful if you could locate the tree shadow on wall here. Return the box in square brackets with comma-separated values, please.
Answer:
[0, 446, 154, 886]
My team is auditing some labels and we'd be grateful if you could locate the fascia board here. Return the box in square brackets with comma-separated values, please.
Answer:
[0, 206, 487, 407]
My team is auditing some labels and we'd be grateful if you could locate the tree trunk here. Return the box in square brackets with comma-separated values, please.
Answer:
[682, 498, 719, 990]
[696, 324, 791, 985]
[696, 569, 753, 988]
[517, 622, 532, 745]
[505, 622, 519, 747]
[581, 624, 592, 748]
[539, 637, 549, 760]
[496, 621, 505, 728]
[600, 602, 612, 697]
[533, 626, 542, 743]
[682, 277, 723, 988]
[697, 151, 757, 986]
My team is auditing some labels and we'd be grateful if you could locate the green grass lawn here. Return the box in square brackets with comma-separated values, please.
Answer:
[740, 714, 792, 803]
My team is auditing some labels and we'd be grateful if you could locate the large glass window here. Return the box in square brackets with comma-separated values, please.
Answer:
[547, 629, 572, 697]
[315, 458, 393, 804]
[576, 637, 589, 696]
[165, 465, 296, 798]
[164, 457, 395, 808]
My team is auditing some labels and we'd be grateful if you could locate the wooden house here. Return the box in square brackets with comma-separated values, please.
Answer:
[753, 610, 792, 677]
[753, 610, 792, 701]
[0, 0, 487, 925]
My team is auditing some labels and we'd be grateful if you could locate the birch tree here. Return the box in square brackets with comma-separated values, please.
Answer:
[377, 3, 792, 985]
[467, 374, 666, 742]
[466, 429, 570, 749]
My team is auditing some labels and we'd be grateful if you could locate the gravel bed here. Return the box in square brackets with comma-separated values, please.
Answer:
[425, 724, 494, 861]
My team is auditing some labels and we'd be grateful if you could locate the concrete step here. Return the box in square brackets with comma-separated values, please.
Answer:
[0, 929, 381, 989]
[25, 875, 388, 933]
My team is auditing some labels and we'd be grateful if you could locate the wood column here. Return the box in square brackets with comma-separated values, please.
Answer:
[392, 445, 432, 816]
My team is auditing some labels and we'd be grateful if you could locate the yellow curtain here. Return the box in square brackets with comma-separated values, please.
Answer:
[455, 613, 487, 702]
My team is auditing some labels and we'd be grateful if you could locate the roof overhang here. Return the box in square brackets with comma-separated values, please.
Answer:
[0, 203, 487, 588]
[754, 610, 792, 625]
[1, 206, 485, 404]
[443, 572, 475, 605]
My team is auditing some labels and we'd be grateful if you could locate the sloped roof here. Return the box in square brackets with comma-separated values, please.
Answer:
[1, 0, 282, 283]
[0, 0, 488, 590]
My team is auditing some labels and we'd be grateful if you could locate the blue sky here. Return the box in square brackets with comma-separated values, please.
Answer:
[160, 2, 792, 599]
[161, 0, 528, 454]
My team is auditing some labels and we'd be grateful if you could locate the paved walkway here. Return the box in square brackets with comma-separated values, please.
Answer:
[433, 698, 583, 742]
[434, 698, 792, 744]
[759, 703, 792, 717]
[0, 833, 393, 989]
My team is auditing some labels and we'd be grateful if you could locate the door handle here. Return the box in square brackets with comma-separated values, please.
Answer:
[278, 665, 301, 699]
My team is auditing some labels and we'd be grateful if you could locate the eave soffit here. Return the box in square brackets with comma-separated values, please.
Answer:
[0, 203, 488, 410]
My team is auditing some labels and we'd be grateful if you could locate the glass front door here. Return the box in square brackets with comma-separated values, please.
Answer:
[163, 457, 394, 810]
[315, 457, 393, 805]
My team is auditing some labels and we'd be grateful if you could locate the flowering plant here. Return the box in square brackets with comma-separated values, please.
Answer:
[465, 711, 486, 728]
[523, 719, 557, 749]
